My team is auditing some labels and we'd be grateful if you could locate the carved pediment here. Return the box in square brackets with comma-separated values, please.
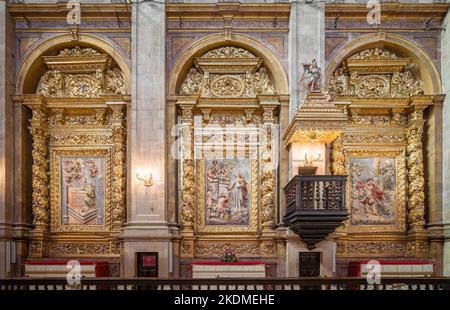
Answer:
[179, 46, 276, 97]
[37, 46, 127, 98]
[329, 48, 423, 98]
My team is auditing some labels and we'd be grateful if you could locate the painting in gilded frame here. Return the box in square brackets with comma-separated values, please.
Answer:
[205, 158, 250, 226]
[349, 157, 396, 226]
[60, 156, 105, 226]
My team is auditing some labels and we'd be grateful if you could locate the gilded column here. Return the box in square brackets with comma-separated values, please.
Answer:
[259, 101, 278, 259]
[26, 101, 49, 257]
[406, 106, 428, 257]
[331, 135, 346, 175]
[108, 102, 127, 230]
[179, 103, 195, 258]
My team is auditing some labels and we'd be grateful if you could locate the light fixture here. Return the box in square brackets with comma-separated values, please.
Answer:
[136, 171, 153, 187]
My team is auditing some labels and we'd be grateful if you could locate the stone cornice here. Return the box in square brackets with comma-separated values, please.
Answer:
[325, 3, 449, 22]
[7, 3, 131, 21]
[167, 2, 291, 21]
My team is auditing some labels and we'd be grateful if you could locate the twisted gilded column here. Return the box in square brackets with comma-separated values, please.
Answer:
[28, 104, 49, 228]
[406, 106, 428, 257]
[108, 103, 127, 229]
[179, 103, 195, 258]
[406, 108, 426, 230]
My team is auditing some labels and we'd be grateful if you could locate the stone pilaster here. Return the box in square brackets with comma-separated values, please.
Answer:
[288, 1, 325, 119]
[121, 1, 172, 277]
[441, 9, 450, 276]
[0, 3, 15, 277]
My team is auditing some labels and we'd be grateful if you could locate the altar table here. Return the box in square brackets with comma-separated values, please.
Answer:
[191, 261, 268, 278]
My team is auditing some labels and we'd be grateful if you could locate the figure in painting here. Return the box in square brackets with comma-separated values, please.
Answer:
[350, 158, 396, 225]
[300, 59, 322, 91]
[205, 159, 250, 225]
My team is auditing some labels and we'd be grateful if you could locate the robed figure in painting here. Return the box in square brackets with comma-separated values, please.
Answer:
[228, 172, 248, 214]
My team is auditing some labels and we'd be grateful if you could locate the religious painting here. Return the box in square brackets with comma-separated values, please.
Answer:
[60, 156, 105, 226]
[349, 157, 396, 225]
[205, 159, 250, 226]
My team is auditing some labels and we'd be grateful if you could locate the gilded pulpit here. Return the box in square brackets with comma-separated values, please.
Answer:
[174, 46, 282, 273]
[17, 46, 129, 258]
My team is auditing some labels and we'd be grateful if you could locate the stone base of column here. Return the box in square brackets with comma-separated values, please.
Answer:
[121, 221, 175, 277]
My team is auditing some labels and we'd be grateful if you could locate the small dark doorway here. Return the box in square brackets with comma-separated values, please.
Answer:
[299, 252, 321, 289]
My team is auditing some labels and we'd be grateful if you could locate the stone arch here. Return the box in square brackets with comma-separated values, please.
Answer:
[168, 33, 289, 96]
[325, 33, 441, 95]
[16, 33, 131, 95]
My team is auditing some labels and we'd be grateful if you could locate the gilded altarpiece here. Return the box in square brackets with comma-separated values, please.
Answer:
[22, 47, 128, 258]
[176, 47, 280, 261]
[325, 47, 437, 258]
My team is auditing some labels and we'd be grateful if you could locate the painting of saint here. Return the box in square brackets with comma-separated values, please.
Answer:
[205, 159, 250, 225]
[60, 157, 105, 225]
[349, 158, 396, 225]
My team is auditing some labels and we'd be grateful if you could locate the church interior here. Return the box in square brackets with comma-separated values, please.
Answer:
[1, 0, 450, 289]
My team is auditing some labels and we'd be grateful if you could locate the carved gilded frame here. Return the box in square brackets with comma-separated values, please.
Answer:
[50, 148, 112, 233]
[195, 158, 258, 233]
[345, 148, 406, 234]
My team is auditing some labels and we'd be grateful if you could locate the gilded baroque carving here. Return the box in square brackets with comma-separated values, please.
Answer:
[201, 46, 255, 58]
[180, 68, 203, 95]
[331, 136, 346, 175]
[110, 105, 126, 228]
[329, 48, 423, 98]
[337, 240, 405, 257]
[254, 66, 276, 95]
[406, 123, 426, 229]
[29, 106, 50, 227]
[181, 159, 195, 227]
[58, 46, 100, 56]
[194, 242, 260, 256]
[349, 48, 398, 60]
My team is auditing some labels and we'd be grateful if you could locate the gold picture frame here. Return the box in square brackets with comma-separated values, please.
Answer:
[50, 148, 111, 233]
[195, 158, 258, 233]
[345, 148, 406, 234]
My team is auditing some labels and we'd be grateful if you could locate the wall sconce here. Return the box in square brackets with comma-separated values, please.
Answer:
[304, 151, 321, 167]
[136, 171, 153, 187]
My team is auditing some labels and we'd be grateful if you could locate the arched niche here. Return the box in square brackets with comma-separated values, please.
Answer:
[325, 33, 441, 95]
[16, 33, 130, 95]
[168, 33, 289, 96]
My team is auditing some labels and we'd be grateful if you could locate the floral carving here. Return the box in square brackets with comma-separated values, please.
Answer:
[58, 46, 100, 56]
[211, 75, 244, 97]
[201, 46, 255, 58]
[349, 48, 398, 60]
[179, 68, 203, 95]
[253, 66, 276, 95]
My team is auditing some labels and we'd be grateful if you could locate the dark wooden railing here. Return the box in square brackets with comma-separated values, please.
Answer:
[285, 175, 347, 215]
[1, 277, 449, 290]
[284, 175, 349, 249]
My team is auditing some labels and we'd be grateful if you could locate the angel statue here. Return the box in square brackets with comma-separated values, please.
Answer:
[300, 59, 322, 92]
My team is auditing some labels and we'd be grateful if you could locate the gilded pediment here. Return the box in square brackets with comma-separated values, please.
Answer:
[179, 46, 276, 97]
[329, 48, 423, 99]
[36, 46, 127, 98]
